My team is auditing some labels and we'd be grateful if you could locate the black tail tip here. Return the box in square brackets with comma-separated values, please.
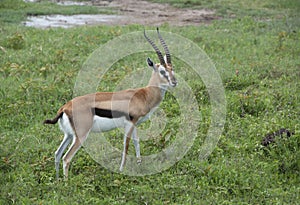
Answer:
[43, 119, 54, 124]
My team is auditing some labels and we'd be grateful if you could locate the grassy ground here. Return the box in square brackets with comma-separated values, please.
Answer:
[0, 0, 299, 204]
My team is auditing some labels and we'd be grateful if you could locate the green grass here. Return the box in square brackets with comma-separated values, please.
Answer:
[0, 0, 299, 204]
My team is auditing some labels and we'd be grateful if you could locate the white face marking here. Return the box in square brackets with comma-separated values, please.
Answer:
[159, 65, 177, 87]
[158, 65, 169, 78]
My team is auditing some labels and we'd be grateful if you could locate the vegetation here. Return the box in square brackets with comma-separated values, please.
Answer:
[0, 0, 299, 204]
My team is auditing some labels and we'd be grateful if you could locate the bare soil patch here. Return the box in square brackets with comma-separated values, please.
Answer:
[24, 0, 218, 28]
[92, 0, 217, 26]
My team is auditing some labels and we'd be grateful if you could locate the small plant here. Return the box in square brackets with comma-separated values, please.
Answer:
[6, 32, 25, 50]
[277, 31, 287, 50]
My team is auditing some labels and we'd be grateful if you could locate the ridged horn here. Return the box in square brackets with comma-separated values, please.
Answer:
[157, 27, 171, 64]
[144, 29, 165, 66]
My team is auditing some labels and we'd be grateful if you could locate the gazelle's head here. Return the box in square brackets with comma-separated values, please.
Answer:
[144, 28, 177, 88]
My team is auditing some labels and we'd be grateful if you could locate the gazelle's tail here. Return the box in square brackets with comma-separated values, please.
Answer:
[43, 112, 63, 124]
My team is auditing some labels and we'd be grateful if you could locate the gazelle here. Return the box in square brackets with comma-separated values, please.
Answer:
[44, 28, 177, 179]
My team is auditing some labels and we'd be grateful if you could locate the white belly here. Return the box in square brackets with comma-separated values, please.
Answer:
[91, 116, 127, 132]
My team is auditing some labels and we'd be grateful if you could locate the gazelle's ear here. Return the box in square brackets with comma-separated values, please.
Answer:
[147, 57, 153, 67]
[147, 57, 157, 71]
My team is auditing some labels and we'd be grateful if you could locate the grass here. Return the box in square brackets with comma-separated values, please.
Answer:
[0, 0, 299, 204]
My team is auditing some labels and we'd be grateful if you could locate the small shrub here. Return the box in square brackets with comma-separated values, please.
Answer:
[6, 32, 25, 49]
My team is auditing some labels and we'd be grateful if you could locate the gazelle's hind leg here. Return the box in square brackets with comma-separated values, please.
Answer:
[62, 134, 87, 179]
[62, 108, 93, 178]
[54, 133, 72, 179]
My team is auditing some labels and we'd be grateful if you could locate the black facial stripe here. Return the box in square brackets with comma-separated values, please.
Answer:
[164, 74, 169, 81]
[92, 108, 133, 121]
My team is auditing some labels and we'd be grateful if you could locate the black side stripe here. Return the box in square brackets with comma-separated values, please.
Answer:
[92, 108, 133, 121]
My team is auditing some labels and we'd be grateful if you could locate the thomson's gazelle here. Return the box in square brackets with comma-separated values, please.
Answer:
[44, 28, 177, 179]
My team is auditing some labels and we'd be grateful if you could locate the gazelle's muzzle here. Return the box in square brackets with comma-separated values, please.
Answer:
[170, 76, 177, 87]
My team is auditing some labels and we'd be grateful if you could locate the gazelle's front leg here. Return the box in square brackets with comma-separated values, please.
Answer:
[120, 123, 135, 171]
[132, 127, 142, 164]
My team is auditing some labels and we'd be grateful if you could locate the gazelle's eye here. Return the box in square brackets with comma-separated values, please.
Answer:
[160, 70, 166, 75]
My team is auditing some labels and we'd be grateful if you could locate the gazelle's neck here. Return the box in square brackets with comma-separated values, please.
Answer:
[147, 72, 168, 99]
[159, 85, 167, 98]
[147, 72, 160, 87]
